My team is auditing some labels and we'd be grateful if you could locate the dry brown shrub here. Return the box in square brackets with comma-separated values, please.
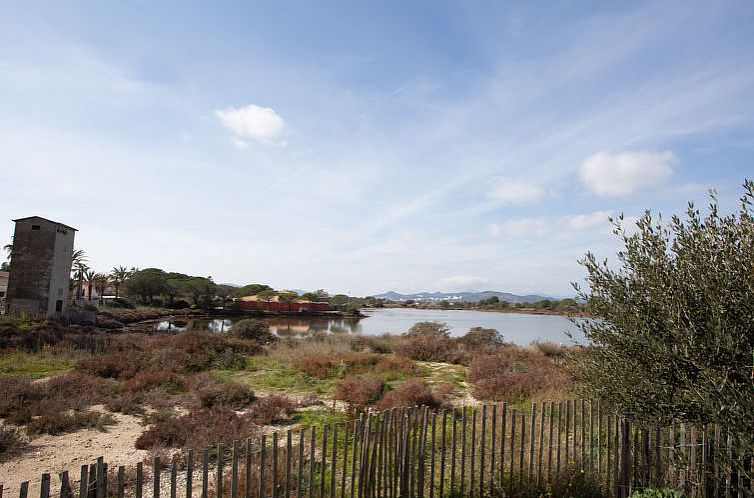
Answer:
[123, 369, 187, 394]
[334, 375, 386, 414]
[247, 394, 297, 425]
[351, 334, 406, 354]
[375, 379, 451, 411]
[0, 318, 109, 352]
[0, 373, 115, 433]
[466, 345, 571, 401]
[106, 391, 145, 415]
[76, 351, 150, 379]
[531, 340, 568, 359]
[396, 332, 470, 365]
[189, 373, 256, 409]
[268, 332, 356, 363]
[0, 425, 26, 461]
[25, 410, 113, 436]
[458, 327, 504, 350]
[135, 405, 257, 450]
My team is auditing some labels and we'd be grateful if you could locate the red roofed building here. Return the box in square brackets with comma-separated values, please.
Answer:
[239, 295, 330, 313]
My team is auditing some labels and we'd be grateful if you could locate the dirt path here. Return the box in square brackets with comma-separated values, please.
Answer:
[0, 407, 148, 496]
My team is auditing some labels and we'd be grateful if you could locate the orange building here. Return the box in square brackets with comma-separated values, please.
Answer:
[239, 295, 330, 313]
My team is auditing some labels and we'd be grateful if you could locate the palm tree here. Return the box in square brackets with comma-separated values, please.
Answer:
[84, 270, 97, 301]
[1, 243, 11, 272]
[70, 249, 88, 300]
[109, 266, 131, 298]
[93, 273, 110, 304]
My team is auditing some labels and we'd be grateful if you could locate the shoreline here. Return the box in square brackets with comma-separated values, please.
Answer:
[364, 305, 588, 318]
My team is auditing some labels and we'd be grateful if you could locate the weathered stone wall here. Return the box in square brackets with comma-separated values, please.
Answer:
[6, 217, 75, 318]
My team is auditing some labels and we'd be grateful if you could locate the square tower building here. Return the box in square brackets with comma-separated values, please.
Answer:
[6, 216, 76, 319]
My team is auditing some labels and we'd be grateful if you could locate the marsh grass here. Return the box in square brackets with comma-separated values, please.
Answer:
[0, 348, 83, 379]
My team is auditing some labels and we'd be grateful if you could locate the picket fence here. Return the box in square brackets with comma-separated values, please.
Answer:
[3, 400, 752, 498]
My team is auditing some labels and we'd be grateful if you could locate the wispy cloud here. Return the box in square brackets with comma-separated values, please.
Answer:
[488, 210, 614, 238]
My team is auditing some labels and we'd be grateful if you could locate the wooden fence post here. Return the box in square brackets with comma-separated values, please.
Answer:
[59, 471, 73, 498]
[187, 450, 194, 498]
[135, 462, 143, 498]
[40, 473, 51, 498]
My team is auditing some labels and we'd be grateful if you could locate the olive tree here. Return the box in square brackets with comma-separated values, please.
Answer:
[575, 181, 754, 474]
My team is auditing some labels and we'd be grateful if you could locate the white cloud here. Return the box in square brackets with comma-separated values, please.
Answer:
[567, 210, 612, 230]
[489, 210, 613, 238]
[486, 177, 545, 204]
[215, 104, 285, 145]
[580, 150, 675, 196]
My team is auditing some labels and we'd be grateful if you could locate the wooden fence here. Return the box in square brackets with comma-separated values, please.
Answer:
[3, 400, 752, 498]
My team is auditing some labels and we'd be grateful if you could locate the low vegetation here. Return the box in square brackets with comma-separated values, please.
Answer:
[134, 405, 257, 450]
[0, 425, 25, 462]
[467, 345, 572, 402]
[0, 310, 577, 480]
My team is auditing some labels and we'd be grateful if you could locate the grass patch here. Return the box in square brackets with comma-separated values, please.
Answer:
[218, 356, 338, 394]
[0, 351, 75, 379]
[292, 409, 348, 430]
[417, 361, 466, 387]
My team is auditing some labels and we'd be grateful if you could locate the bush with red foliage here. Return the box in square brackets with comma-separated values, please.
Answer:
[135, 405, 257, 449]
[190, 373, 256, 409]
[334, 376, 385, 414]
[466, 346, 570, 401]
[0, 373, 117, 434]
[247, 394, 297, 425]
[293, 352, 418, 379]
[0, 318, 109, 352]
[76, 331, 261, 381]
[76, 351, 150, 380]
[375, 379, 452, 411]
[396, 333, 468, 364]
[123, 369, 187, 394]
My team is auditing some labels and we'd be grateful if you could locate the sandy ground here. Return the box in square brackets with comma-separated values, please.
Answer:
[0, 407, 148, 496]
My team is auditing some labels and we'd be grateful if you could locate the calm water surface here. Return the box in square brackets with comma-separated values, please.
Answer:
[154, 308, 583, 345]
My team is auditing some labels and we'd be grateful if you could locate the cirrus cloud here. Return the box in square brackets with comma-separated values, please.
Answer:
[580, 150, 675, 196]
[215, 104, 285, 145]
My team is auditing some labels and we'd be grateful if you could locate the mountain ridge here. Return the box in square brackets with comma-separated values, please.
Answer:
[371, 290, 552, 304]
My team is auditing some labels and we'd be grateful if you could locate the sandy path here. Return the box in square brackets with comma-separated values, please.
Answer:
[0, 408, 148, 496]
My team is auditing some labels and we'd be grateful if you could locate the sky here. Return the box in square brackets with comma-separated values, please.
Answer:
[2, 1, 754, 297]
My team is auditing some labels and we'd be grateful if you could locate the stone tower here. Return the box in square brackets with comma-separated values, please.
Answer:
[6, 216, 77, 320]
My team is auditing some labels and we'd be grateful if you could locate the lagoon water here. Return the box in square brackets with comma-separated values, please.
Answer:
[358, 308, 584, 344]
[154, 307, 584, 345]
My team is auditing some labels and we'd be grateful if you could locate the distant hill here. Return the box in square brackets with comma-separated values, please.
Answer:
[371, 290, 552, 304]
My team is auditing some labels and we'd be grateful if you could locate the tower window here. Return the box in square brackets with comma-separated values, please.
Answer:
[32, 225, 41, 230]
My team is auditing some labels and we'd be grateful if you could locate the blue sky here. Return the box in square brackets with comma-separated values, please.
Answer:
[2, 0, 753, 297]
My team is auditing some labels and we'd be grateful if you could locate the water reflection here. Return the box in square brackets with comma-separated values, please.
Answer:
[149, 308, 583, 345]
[151, 316, 362, 336]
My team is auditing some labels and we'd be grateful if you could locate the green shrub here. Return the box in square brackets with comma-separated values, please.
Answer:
[629, 489, 685, 498]
[0, 426, 25, 462]
[231, 319, 275, 343]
